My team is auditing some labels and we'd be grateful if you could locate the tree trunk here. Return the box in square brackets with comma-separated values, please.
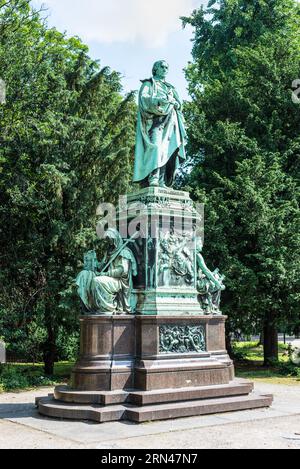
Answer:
[263, 311, 278, 366]
[258, 330, 264, 346]
[294, 325, 300, 339]
[43, 323, 56, 376]
[225, 330, 234, 358]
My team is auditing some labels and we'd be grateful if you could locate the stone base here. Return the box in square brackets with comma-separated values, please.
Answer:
[68, 314, 236, 392]
[71, 315, 135, 391]
[134, 315, 234, 391]
[37, 314, 273, 423]
[134, 359, 234, 390]
[36, 379, 273, 423]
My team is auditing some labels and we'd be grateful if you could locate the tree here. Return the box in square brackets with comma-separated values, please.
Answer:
[0, 1, 136, 373]
[182, 0, 300, 364]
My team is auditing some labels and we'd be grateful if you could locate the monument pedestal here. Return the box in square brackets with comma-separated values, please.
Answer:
[37, 314, 272, 423]
[71, 315, 135, 391]
[134, 315, 234, 390]
[37, 188, 272, 422]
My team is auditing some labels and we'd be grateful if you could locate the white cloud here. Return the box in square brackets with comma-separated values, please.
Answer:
[33, 0, 201, 47]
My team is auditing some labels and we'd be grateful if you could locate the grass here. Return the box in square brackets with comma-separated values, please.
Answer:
[0, 361, 75, 393]
[233, 341, 300, 385]
[233, 341, 289, 364]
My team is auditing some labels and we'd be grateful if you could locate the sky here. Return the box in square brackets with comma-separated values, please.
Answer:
[31, 0, 208, 100]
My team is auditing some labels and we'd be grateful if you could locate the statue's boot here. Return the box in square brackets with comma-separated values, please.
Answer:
[159, 165, 167, 188]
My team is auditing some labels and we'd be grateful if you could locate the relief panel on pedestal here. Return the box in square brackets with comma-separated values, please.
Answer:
[159, 324, 206, 354]
[157, 229, 196, 289]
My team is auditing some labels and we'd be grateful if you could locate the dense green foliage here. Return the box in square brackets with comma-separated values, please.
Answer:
[0, 0, 136, 373]
[182, 0, 300, 363]
[0, 361, 73, 392]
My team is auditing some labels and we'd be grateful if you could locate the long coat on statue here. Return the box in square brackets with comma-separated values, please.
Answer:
[133, 78, 187, 186]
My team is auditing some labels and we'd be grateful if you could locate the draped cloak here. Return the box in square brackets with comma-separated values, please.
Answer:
[133, 78, 187, 186]
[76, 247, 137, 314]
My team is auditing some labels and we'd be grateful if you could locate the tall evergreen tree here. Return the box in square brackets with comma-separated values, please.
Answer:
[182, 0, 300, 364]
[0, 1, 136, 373]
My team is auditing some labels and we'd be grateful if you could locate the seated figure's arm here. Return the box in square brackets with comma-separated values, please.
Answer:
[197, 253, 222, 289]
[108, 257, 129, 278]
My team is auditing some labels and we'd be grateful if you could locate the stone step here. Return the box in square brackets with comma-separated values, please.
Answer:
[54, 386, 129, 405]
[37, 392, 273, 424]
[125, 393, 274, 423]
[52, 379, 253, 406]
[37, 397, 125, 423]
[129, 379, 254, 406]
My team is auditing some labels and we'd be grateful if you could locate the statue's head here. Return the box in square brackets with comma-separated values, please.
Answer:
[105, 228, 123, 251]
[152, 60, 169, 80]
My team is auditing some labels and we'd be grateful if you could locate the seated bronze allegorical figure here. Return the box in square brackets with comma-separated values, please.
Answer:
[196, 238, 226, 315]
[76, 229, 137, 315]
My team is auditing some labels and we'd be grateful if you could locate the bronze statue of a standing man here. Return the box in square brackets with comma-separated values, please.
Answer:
[133, 60, 187, 188]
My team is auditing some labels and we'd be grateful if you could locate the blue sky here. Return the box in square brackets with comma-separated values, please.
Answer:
[31, 0, 207, 100]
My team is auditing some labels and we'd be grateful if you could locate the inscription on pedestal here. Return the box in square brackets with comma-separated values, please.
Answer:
[159, 324, 206, 354]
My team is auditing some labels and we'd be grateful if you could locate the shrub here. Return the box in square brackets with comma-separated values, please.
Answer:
[0, 365, 28, 390]
[0, 364, 61, 392]
[277, 361, 300, 378]
[56, 329, 80, 362]
[290, 348, 300, 366]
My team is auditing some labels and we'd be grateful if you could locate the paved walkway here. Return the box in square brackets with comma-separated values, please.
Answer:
[0, 382, 299, 449]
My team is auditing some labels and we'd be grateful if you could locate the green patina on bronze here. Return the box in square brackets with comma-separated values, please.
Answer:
[76, 229, 137, 315]
[159, 324, 206, 354]
[75, 63, 225, 318]
[133, 60, 187, 188]
[196, 238, 226, 316]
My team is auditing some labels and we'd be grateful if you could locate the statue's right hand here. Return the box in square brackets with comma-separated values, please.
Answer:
[159, 98, 171, 107]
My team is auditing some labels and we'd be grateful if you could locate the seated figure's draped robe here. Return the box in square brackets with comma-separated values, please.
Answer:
[76, 247, 137, 314]
[133, 78, 187, 186]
